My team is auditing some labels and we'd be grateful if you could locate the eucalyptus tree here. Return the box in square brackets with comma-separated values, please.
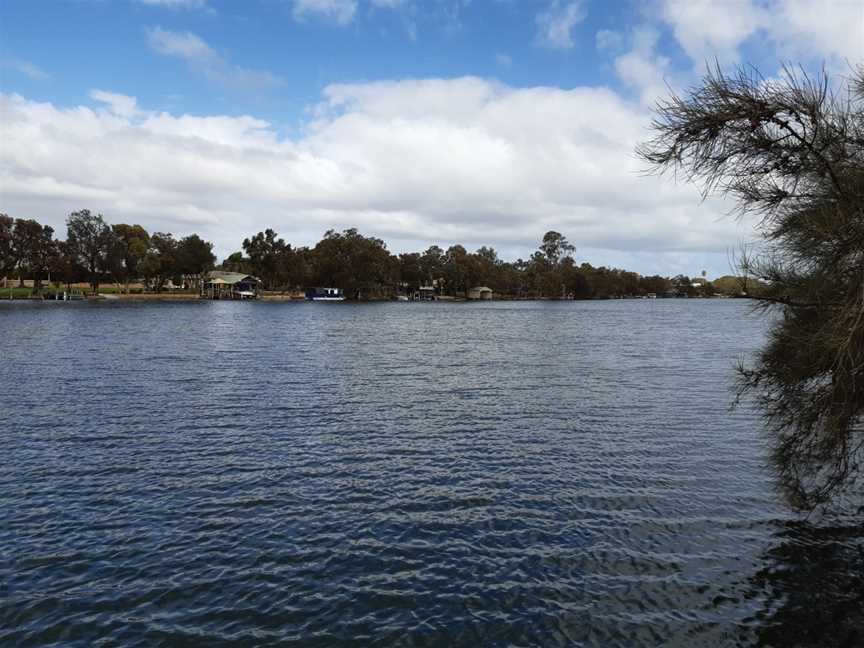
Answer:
[65, 210, 117, 293]
[0, 214, 15, 279]
[176, 234, 216, 290]
[539, 230, 575, 265]
[638, 64, 864, 509]
[419, 245, 445, 288]
[13, 219, 58, 290]
[473, 246, 502, 289]
[243, 228, 288, 288]
[398, 252, 423, 291]
[443, 245, 473, 295]
[111, 224, 150, 292]
[221, 252, 250, 274]
[312, 228, 395, 299]
[139, 232, 179, 292]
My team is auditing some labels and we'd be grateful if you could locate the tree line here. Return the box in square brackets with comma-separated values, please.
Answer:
[1, 211, 751, 299]
[0, 210, 215, 293]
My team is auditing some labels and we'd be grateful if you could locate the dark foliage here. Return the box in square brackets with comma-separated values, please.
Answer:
[639, 63, 864, 510]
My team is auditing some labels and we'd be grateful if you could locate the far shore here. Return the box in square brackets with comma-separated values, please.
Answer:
[2, 291, 746, 303]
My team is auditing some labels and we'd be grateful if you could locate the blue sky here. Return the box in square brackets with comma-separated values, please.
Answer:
[1, 1, 862, 275]
[3, 1, 657, 123]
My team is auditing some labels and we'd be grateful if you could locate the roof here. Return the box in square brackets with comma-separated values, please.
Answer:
[469, 286, 493, 291]
[207, 271, 260, 285]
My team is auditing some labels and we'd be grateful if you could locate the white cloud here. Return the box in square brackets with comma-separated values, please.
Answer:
[660, 0, 767, 65]
[766, 0, 864, 66]
[536, 1, 587, 49]
[1, 59, 50, 80]
[136, 0, 209, 8]
[147, 27, 216, 62]
[595, 29, 622, 52]
[89, 90, 140, 118]
[0, 79, 754, 275]
[659, 0, 863, 67]
[292, 0, 358, 25]
[495, 52, 512, 67]
[146, 27, 284, 91]
[613, 27, 673, 106]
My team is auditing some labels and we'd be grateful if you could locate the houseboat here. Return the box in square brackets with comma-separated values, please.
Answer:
[305, 287, 345, 301]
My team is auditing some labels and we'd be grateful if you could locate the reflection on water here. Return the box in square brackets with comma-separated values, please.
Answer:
[744, 520, 864, 647]
[0, 299, 860, 646]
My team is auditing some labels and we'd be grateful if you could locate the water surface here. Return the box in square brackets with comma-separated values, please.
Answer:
[1, 300, 861, 646]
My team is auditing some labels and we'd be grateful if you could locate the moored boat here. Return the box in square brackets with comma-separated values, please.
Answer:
[305, 287, 345, 301]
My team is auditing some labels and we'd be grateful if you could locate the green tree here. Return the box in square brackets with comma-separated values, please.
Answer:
[176, 234, 216, 290]
[111, 224, 150, 292]
[65, 210, 116, 293]
[639, 274, 672, 296]
[419, 245, 445, 290]
[525, 232, 578, 298]
[398, 252, 422, 291]
[50, 240, 85, 290]
[712, 275, 768, 297]
[14, 219, 58, 291]
[222, 251, 250, 274]
[243, 229, 287, 288]
[443, 244, 476, 296]
[145, 232, 178, 292]
[137, 250, 162, 291]
[671, 274, 693, 297]
[312, 228, 395, 299]
[639, 64, 864, 509]
[473, 246, 502, 289]
[0, 214, 16, 279]
[539, 230, 575, 265]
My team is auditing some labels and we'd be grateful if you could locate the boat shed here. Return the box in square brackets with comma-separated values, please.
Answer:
[203, 271, 261, 299]
[467, 286, 493, 300]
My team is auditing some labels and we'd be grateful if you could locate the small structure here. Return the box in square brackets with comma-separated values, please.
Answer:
[415, 285, 436, 301]
[305, 287, 345, 301]
[467, 286, 493, 300]
[203, 271, 261, 300]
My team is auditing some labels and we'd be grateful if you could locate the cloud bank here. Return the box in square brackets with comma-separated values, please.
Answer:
[0, 77, 755, 275]
[4, 1, 858, 275]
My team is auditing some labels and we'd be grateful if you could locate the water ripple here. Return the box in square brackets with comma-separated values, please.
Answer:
[2, 300, 861, 646]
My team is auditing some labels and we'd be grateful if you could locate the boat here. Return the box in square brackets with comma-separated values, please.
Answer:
[305, 287, 346, 301]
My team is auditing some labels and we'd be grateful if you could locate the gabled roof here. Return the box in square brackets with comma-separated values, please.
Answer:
[207, 271, 260, 285]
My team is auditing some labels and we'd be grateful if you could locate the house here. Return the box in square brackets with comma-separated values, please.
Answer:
[467, 286, 493, 300]
[202, 271, 261, 299]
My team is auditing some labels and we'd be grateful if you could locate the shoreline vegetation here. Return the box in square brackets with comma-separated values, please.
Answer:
[1, 211, 765, 301]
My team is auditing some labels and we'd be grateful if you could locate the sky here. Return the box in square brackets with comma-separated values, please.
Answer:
[1, 0, 862, 277]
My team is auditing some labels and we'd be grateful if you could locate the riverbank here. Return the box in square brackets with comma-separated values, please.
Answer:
[1, 282, 747, 302]
[2, 292, 746, 302]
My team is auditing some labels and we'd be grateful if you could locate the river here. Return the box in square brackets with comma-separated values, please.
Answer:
[1, 300, 861, 646]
